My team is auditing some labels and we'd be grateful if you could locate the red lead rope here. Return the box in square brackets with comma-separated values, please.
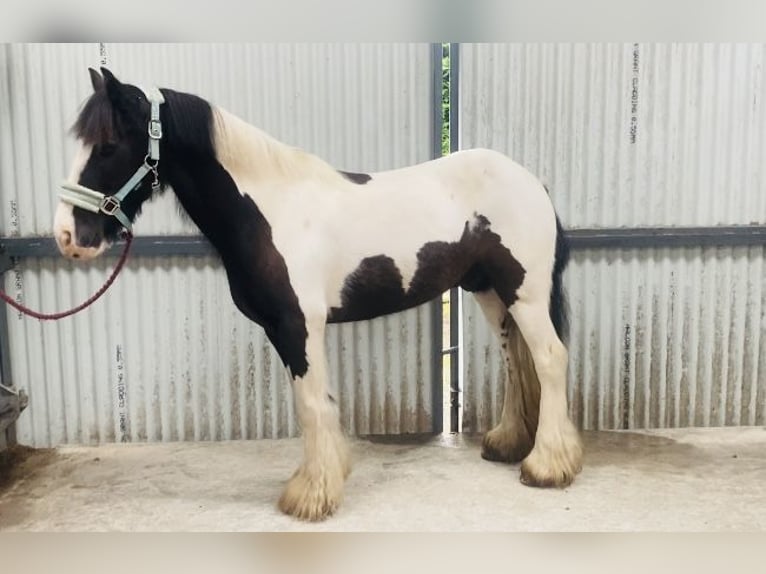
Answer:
[0, 233, 133, 321]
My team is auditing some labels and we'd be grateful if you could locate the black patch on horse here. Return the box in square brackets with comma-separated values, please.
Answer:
[328, 214, 526, 323]
[542, 185, 570, 342]
[549, 214, 570, 342]
[339, 171, 372, 184]
[161, 124, 310, 378]
[328, 255, 405, 321]
[75, 71, 311, 378]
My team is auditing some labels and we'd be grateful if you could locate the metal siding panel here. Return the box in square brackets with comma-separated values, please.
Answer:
[459, 43, 766, 228]
[2, 43, 437, 446]
[459, 43, 766, 431]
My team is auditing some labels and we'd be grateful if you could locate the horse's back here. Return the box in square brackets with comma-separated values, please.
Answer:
[388, 148, 559, 260]
[373, 148, 552, 210]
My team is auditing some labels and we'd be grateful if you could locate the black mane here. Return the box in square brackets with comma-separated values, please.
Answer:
[159, 89, 216, 157]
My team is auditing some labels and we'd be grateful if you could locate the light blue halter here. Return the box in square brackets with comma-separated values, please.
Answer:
[59, 86, 165, 232]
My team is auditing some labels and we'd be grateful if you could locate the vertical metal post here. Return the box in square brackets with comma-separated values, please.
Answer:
[429, 42, 445, 434]
[448, 43, 461, 433]
[0, 255, 17, 449]
[0, 268, 14, 390]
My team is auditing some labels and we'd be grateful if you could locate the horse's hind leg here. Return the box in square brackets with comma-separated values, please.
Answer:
[275, 317, 350, 521]
[509, 296, 582, 487]
[473, 289, 539, 463]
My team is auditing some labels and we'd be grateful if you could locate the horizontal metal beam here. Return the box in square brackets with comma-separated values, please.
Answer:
[0, 235, 216, 259]
[0, 226, 765, 260]
[566, 225, 766, 249]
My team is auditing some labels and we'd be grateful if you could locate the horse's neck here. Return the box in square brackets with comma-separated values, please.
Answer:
[163, 107, 342, 251]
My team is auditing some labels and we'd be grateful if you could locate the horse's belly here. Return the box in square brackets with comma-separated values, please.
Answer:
[325, 238, 474, 324]
[325, 266, 446, 323]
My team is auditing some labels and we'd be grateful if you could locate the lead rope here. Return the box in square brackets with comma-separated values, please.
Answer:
[0, 41, 134, 322]
[0, 233, 133, 321]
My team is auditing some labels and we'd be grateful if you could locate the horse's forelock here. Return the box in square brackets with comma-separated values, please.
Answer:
[71, 90, 118, 145]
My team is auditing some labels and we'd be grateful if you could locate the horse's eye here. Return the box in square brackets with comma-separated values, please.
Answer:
[99, 143, 117, 157]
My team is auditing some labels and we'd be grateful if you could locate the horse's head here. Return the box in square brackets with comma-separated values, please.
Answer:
[55, 68, 162, 259]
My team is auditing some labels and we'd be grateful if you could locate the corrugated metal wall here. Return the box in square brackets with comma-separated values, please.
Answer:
[459, 43, 766, 431]
[0, 43, 439, 447]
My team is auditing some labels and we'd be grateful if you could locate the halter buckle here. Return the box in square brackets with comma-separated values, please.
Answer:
[149, 119, 163, 140]
[100, 195, 122, 216]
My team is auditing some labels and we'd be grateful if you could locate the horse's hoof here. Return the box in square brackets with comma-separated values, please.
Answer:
[519, 464, 575, 488]
[518, 431, 583, 488]
[481, 425, 534, 464]
[278, 466, 344, 522]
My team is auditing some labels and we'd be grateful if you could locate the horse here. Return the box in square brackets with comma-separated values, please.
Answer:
[53, 67, 583, 521]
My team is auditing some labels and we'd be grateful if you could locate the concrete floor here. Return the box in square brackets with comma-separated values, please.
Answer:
[1, 427, 764, 531]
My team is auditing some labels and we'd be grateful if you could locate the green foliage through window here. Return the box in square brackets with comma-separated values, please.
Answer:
[441, 43, 450, 156]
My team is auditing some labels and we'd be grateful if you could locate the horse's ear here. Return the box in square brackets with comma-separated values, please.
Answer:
[100, 67, 139, 119]
[101, 67, 124, 103]
[88, 68, 104, 92]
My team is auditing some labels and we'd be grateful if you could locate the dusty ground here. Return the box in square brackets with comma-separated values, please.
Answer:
[0, 427, 764, 531]
[1, 446, 45, 490]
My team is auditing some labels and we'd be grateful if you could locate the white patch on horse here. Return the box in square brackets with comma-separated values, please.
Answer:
[210, 108, 557, 313]
[277, 317, 349, 520]
[54, 144, 108, 259]
[53, 201, 75, 248]
[55, 144, 93, 238]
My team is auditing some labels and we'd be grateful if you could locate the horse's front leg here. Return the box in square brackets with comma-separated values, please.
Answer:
[276, 315, 350, 521]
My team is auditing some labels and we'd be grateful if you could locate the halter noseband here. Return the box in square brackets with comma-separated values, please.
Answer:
[59, 86, 165, 232]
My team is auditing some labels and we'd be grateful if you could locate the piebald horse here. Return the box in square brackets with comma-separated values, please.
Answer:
[54, 68, 583, 521]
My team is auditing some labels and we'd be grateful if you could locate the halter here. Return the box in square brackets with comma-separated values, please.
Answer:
[59, 86, 165, 232]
